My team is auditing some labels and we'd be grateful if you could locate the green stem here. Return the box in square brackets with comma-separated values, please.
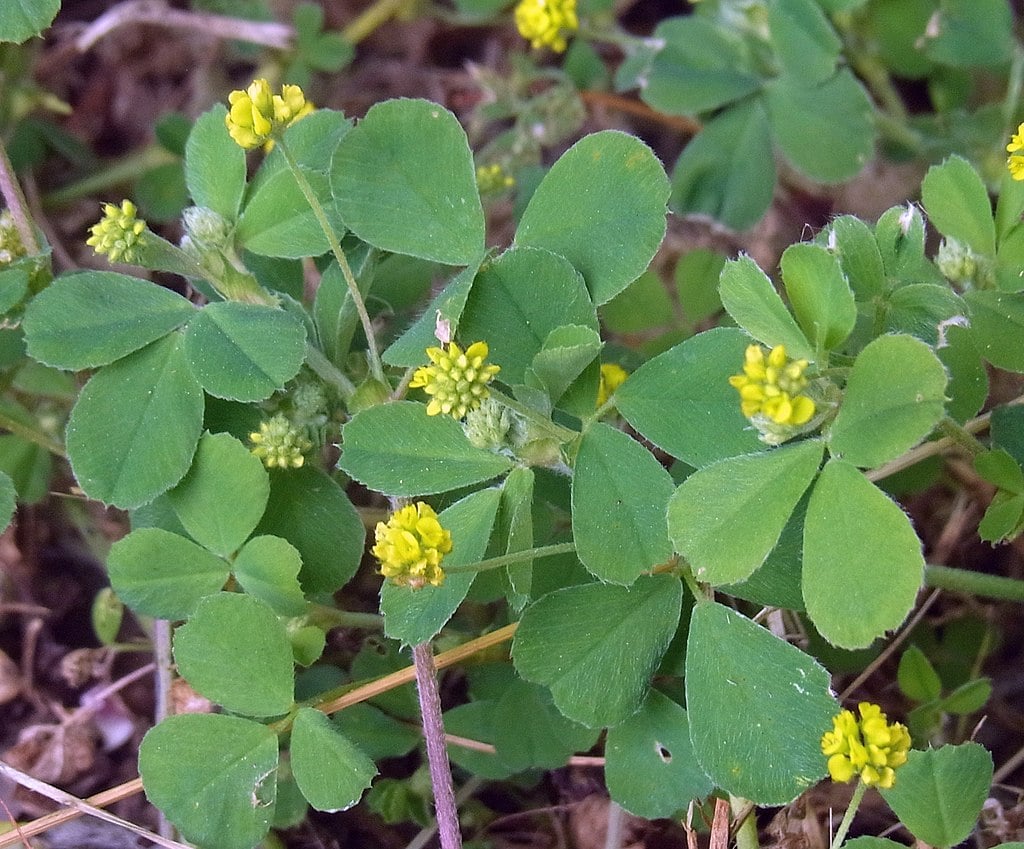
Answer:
[444, 541, 576, 575]
[867, 393, 1024, 483]
[829, 779, 867, 849]
[936, 416, 987, 457]
[832, 12, 925, 155]
[0, 410, 65, 458]
[41, 146, 178, 207]
[276, 139, 386, 384]
[307, 604, 384, 630]
[924, 564, 1024, 602]
[677, 560, 709, 602]
[304, 342, 356, 402]
[0, 139, 40, 255]
[1002, 43, 1024, 133]
[342, 0, 413, 44]
[488, 388, 579, 443]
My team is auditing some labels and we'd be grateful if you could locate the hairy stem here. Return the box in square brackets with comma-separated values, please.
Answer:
[277, 140, 386, 384]
[925, 564, 1024, 602]
[0, 140, 40, 255]
[304, 342, 357, 402]
[444, 541, 576, 575]
[829, 779, 867, 849]
[412, 641, 462, 849]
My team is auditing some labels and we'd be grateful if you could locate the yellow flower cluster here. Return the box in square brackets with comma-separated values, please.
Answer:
[410, 341, 501, 419]
[476, 163, 515, 194]
[249, 414, 313, 469]
[372, 502, 453, 589]
[86, 200, 147, 265]
[514, 0, 578, 52]
[1007, 122, 1024, 181]
[729, 344, 815, 427]
[821, 702, 911, 789]
[597, 362, 629, 408]
[225, 79, 313, 150]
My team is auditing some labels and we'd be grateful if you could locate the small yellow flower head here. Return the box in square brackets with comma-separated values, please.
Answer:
[821, 702, 911, 789]
[1007, 122, 1024, 181]
[729, 343, 816, 432]
[409, 341, 501, 419]
[597, 362, 629, 408]
[372, 502, 453, 589]
[86, 200, 147, 265]
[514, 0, 578, 52]
[249, 413, 313, 469]
[476, 163, 515, 195]
[225, 79, 312, 149]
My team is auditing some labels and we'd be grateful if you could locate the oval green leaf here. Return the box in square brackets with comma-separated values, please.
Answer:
[0, 470, 15, 535]
[780, 243, 856, 353]
[965, 290, 1024, 373]
[769, 0, 841, 84]
[667, 440, 822, 585]
[670, 99, 775, 232]
[765, 69, 874, 183]
[605, 691, 713, 819]
[921, 155, 996, 256]
[615, 327, 764, 467]
[339, 401, 513, 497]
[66, 334, 204, 509]
[0, 0, 60, 43]
[571, 422, 674, 585]
[685, 601, 837, 804]
[803, 459, 925, 649]
[512, 574, 683, 728]
[237, 166, 345, 259]
[719, 256, 813, 360]
[185, 105, 247, 221]
[107, 527, 230, 619]
[139, 714, 278, 849]
[165, 431, 270, 556]
[331, 98, 484, 264]
[23, 271, 195, 370]
[828, 334, 948, 468]
[492, 679, 599, 771]
[184, 302, 306, 401]
[254, 466, 365, 595]
[174, 592, 294, 717]
[457, 246, 598, 383]
[642, 17, 761, 116]
[515, 131, 669, 305]
[880, 743, 993, 848]
[233, 535, 308, 616]
[290, 707, 376, 812]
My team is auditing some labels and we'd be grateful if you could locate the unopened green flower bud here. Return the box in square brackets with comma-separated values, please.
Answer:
[182, 206, 232, 251]
[936, 237, 978, 286]
[464, 397, 515, 450]
[516, 436, 563, 467]
[290, 379, 328, 424]
[0, 210, 27, 265]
